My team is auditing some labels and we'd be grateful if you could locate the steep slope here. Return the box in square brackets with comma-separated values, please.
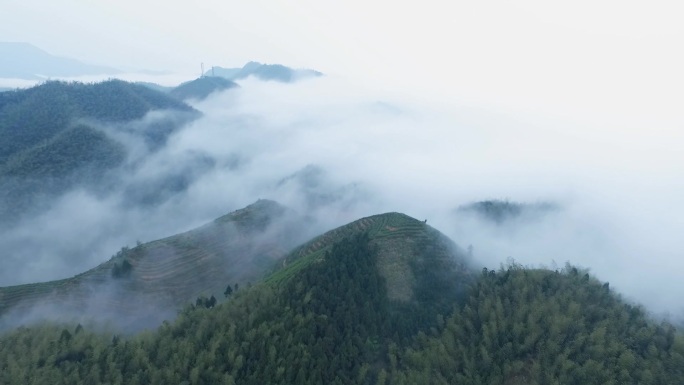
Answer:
[169, 76, 238, 101]
[268, 212, 474, 331]
[0, 200, 303, 330]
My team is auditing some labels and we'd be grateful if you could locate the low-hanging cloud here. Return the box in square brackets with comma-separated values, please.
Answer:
[1, 74, 683, 322]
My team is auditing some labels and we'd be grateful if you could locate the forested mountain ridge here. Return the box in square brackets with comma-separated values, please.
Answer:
[169, 76, 238, 101]
[0, 208, 682, 384]
[0, 199, 302, 331]
[0, 79, 193, 163]
[0, 80, 198, 223]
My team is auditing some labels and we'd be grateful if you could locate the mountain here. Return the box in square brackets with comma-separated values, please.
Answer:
[0, 205, 682, 384]
[0, 204, 470, 332]
[134, 81, 173, 94]
[169, 76, 238, 101]
[209, 61, 322, 82]
[0, 199, 303, 330]
[0, 42, 119, 79]
[0, 80, 198, 222]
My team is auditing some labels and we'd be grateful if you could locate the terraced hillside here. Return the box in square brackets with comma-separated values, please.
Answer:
[268, 212, 476, 333]
[0, 200, 303, 330]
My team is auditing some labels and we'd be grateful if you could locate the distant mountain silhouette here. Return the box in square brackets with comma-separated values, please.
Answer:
[0, 42, 119, 79]
[209, 61, 322, 82]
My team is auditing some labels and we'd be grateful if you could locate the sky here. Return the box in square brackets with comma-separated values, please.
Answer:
[2, 2, 683, 75]
[1, 1, 684, 319]
[3, 1, 684, 136]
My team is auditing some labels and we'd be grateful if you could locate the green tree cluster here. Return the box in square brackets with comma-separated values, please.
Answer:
[390, 263, 684, 384]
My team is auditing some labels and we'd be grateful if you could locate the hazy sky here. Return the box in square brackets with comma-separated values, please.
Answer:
[4, 1, 684, 128]
[2, 2, 683, 78]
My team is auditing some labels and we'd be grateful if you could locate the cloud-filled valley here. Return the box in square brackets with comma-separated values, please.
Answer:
[1, 74, 683, 321]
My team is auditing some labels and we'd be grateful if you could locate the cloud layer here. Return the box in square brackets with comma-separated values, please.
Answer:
[2, 75, 683, 320]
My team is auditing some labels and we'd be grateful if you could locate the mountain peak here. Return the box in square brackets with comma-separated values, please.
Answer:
[268, 211, 475, 335]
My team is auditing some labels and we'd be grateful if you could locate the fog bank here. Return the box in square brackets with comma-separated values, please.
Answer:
[2, 75, 682, 318]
